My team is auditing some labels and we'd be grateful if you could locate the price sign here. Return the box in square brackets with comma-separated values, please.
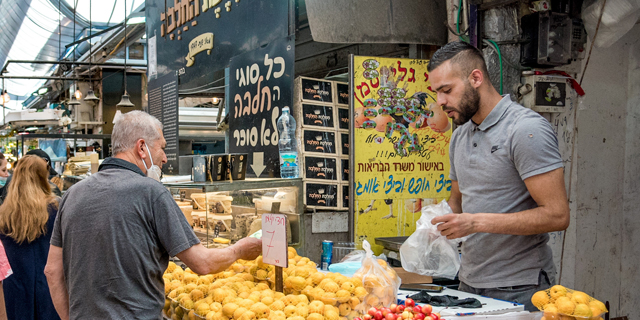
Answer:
[261, 214, 288, 268]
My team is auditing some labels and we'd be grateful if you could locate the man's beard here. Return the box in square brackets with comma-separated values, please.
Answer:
[446, 82, 480, 125]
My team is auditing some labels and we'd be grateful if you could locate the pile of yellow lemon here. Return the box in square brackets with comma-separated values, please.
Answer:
[531, 285, 608, 320]
[163, 247, 393, 320]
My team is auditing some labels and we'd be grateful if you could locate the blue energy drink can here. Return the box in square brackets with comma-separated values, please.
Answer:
[321, 240, 333, 270]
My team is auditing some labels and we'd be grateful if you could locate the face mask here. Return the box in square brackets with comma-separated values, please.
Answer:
[143, 144, 163, 182]
[0, 176, 7, 187]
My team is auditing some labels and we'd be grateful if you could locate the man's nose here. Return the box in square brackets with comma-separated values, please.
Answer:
[162, 151, 168, 164]
[436, 92, 446, 108]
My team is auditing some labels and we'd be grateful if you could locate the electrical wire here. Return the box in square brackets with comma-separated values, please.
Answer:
[484, 39, 503, 95]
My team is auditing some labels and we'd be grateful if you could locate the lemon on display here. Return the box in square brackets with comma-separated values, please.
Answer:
[573, 303, 592, 318]
[549, 285, 568, 301]
[556, 298, 575, 315]
[532, 291, 551, 309]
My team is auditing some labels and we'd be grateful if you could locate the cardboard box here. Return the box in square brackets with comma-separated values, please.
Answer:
[304, 156, 338, 180]
[393, 267, 433, 284]
[304, 181, 339, 209]
[302, 129, 337, 155]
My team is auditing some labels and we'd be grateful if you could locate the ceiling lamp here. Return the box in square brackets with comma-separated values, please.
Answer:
[84, 0, 101, 103]
[116, 94, 135, 107]
[84, 89, 99, 102]
[117, 0, 135, 108]
[68, 96, 80, 106]
[74, 87, 82, 100]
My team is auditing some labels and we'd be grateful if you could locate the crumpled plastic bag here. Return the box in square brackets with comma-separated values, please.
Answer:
[328, 250, 387, 276]
[353, 240, 401, 311]
[399, 200, 462, 280]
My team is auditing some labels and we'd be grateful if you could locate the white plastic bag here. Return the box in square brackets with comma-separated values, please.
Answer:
[399, 200, 461, 280]
[353, 240, 401, 311]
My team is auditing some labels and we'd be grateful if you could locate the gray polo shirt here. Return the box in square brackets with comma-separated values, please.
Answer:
[51, 158, 200, 320]
[450, 95, 563, 288]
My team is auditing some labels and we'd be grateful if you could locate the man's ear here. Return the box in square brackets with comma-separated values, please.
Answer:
[135, 139, 147, 160]
[468, 69, 484, 89]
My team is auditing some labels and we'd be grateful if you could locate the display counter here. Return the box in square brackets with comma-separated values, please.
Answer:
[164, 178, 305, 253]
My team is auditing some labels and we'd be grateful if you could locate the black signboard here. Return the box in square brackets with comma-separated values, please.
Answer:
[340, 133, 350, 156]
[228, 36, 294, 178]
[338, 108, 350, 130]
[305, 183, 339, 208]
[302, 130, 337, 154]
[147, 72, 179, 175]
[301, 78, 333, 103]
[337, 82, 349, 105]
[302, 104, 334, 128]
[341, 159, 349, 181]
[342, 184, 349, 209]
[145, 0, 290, 90]
[304, 156, 338, 180]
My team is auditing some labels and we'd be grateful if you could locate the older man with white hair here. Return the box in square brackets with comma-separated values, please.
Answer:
[44, 111, 262, 320]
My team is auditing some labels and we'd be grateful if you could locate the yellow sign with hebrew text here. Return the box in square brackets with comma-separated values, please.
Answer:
[186, 33, 214, 67]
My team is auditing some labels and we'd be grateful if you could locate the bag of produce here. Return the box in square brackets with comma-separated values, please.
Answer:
[399, 200, 461, 280]
[531, 285, 608, 320]
[352, 240, 401, 312]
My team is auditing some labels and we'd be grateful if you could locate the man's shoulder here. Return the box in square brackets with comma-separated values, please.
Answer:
[503, 102, 553, 134]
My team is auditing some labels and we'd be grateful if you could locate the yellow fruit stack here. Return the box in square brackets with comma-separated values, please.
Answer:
[531, 285, 608, 320]
[163, 247, 367, 320]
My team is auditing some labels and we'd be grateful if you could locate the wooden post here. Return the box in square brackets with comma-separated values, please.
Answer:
[275, 266, 283, 293]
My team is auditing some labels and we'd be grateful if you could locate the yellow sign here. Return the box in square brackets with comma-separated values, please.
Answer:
[186, 33, 214, 67]
[352, 55, 452, 254]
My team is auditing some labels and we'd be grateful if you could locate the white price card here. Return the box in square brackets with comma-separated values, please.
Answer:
[261, 214, 288, 268]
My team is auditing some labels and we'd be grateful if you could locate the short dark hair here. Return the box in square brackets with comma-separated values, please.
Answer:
[427, 41, 490, 83]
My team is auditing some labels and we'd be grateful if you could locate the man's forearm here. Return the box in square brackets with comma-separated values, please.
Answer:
[474, 205, 569, 235]
[46, 272, 70, 320]
[204, 246, 239, 274]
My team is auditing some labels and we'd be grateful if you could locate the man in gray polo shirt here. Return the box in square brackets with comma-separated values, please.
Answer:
[44, 111, 262, 320]
[427, 42, 570, 311]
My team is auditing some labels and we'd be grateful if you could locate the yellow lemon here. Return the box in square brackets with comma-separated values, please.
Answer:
[589, 300, 607, 312]
[556, 299, 575, 315]
[549, 285, 568, 301]
[532, 291, 551, 309]
[573, 303, 591, 318]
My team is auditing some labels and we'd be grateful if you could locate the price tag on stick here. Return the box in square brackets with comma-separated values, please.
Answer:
[262, 213, 288, 292]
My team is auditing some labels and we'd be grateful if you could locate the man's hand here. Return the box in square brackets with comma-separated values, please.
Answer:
[431, 213, 476, 239]
[233, 237, 262, 261]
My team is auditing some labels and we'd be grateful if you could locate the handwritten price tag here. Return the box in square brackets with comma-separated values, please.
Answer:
[261, 214, 288, 268]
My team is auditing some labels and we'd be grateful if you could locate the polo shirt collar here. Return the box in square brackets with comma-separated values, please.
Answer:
[475, 94, 512, 132]
[98, 157, 146, 177]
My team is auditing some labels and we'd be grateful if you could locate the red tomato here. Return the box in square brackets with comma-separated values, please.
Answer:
[431, 313, 441, 320]
[381, 308, 391, 316]
[385, 313, 396, 320]
[405, 307, 413, 314]
[363, 315, 373, 320]
[421, 305, 432, 315]
[397, 305, 405, 313]
[414, 313, 426, 320]
[405, 298, 415, 308]
[412, 306, 422, 314]
[368, 308, 378, 317]
[389, 304, 398, 314]
[374, 311, 384, 320]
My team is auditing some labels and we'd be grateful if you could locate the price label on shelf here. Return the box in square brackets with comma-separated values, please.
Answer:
[261, 214, 288, 268]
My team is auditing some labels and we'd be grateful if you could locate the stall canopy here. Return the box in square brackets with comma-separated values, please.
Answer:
[0, 0, 144, 110]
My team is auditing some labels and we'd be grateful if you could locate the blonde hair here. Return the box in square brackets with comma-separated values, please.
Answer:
[0, 155, 57, 244]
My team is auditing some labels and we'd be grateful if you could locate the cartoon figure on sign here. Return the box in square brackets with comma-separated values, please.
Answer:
[360, 199, 396, 219]
[317, 162, 325, 177]
[426, 103, 451, 133]
[317, 189, 326, 204]
[315, 135, 324, 151]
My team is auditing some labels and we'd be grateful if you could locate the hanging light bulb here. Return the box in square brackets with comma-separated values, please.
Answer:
[1, 90, 9, 104]
[212, 97, 220, 105]
[74, 88, 82, 100]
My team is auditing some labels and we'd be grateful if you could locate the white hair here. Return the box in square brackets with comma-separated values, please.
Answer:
[111, 110, 163, 155]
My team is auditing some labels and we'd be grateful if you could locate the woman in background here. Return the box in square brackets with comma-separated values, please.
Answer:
[0, 155, 60, 320]
[0, 153, 9, 187]
[0, 152, 10, 320]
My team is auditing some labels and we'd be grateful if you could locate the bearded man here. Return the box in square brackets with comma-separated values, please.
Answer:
[427, 41, 570, 311]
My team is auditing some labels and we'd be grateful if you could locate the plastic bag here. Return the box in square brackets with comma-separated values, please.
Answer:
[352, 240, 401, 311]
[531, 285, 608, 319]
[399, 200, 461, 280]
